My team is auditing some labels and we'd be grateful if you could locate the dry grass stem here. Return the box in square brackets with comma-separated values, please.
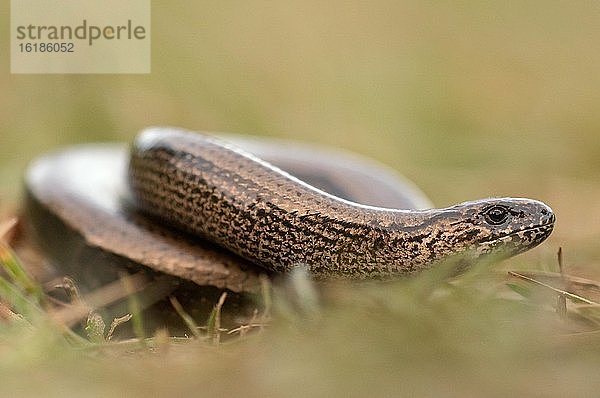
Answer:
[508, 271, 599, 306]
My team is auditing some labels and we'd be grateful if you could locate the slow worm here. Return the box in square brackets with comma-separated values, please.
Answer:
[128, 128, 555, 278]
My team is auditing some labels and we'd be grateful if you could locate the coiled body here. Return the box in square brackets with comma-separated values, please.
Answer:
[128, 128, 555, 278]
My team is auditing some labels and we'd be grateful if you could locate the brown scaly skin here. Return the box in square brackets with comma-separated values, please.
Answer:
[128, 128, 555, 278]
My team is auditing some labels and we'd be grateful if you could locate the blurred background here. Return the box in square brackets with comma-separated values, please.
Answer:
[2, 1, 600, 270]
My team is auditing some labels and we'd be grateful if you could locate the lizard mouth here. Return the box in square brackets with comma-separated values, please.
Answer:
[478, 222, 555, 255]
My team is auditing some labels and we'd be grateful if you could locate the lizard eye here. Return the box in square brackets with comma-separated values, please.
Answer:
[483, 205, 510, 225]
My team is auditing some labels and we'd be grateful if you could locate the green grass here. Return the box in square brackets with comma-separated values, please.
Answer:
[3, 0, 600, 395]
[2, 237, 600, 397]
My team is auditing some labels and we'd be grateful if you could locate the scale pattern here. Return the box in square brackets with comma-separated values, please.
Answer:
[128, 128, 555, 278]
